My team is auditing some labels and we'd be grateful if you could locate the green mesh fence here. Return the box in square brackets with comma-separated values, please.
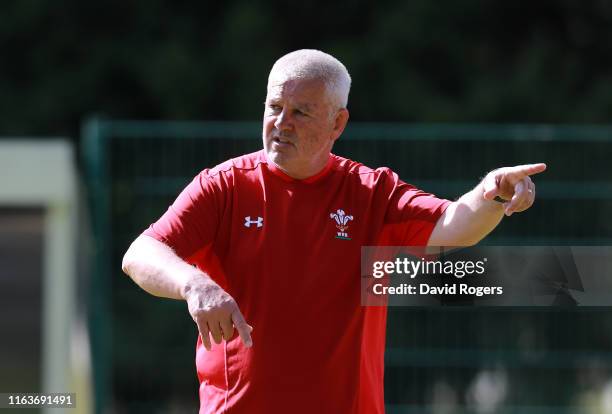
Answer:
[82, 118, 612, 413]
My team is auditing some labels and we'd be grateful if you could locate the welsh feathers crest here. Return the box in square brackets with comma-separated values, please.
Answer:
[330, 209, 354, 240]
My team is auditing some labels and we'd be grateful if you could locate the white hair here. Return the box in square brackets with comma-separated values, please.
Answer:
[268, 49, 352, 110]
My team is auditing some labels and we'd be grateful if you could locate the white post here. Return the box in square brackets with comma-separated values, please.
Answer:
[0, 141, 91, 414]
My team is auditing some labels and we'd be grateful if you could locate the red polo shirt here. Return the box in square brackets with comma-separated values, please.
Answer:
[144, 150, 450, 413]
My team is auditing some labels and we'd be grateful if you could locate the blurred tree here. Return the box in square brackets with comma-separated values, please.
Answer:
[1, 0, 612, 138]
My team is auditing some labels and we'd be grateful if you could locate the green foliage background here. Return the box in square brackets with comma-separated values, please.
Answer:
[2, 0, 612, 138]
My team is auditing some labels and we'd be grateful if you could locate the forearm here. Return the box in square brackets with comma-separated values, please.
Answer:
[121, 234, 211, 300]
[429, 182, 505, 246]
[122, 234, 253, 349]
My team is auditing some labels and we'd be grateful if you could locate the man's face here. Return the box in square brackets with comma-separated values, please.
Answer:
[263, 77, 347, 179]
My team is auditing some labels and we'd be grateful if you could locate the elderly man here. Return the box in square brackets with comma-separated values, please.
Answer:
[122, 49, 545, 413]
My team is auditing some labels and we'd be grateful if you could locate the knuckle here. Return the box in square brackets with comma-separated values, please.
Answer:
[221, 299, 237, 310]
[193, 308, 213, 321]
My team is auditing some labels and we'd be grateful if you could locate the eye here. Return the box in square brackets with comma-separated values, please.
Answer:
[266, 103, 282, 113]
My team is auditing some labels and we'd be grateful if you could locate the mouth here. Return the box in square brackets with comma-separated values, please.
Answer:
[272, 136, 294, 146]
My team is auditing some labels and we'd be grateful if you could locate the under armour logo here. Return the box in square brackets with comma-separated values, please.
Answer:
[244, 216, 264, 228]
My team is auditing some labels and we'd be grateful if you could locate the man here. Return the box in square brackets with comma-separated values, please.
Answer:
[122, 49, 545, 413]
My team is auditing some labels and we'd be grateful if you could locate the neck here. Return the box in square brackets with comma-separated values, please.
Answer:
[268, 155, 331, 180]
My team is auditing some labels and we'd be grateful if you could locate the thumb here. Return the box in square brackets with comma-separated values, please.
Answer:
[482, 172, 500, 201]
[232, 310, 253, 348]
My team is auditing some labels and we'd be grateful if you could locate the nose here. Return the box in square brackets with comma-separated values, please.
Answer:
[274, 109, 292, 131]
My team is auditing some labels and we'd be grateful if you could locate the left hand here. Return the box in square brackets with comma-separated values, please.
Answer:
[482, 163, 547, 216]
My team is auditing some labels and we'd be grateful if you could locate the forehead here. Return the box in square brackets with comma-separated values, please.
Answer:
[266, 78, 329, 105]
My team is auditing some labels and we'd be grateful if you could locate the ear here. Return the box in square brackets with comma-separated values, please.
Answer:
[331, 108, 350, 142]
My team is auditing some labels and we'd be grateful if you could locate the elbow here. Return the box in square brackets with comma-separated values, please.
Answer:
[428, 232, 482, 248]
[458, 236, 481, 247]
[444, 239, 480, 248]
[122, 248, 147, 290]
[454, 234, 486, 247]
[122, 244, 140, 277]
[121, 251, 133, 276]
[122, 235, 147, 276]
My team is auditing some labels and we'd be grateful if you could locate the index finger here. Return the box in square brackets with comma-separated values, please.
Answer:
[232, 310, 253, 348]
[196, 319, 212, 351]
[508, 163, 547, 178]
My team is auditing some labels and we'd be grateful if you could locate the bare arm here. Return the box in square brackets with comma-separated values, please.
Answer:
[122, 234, 204, 299]
[122, 234, 253, 349]
[428, 163, 546, 246]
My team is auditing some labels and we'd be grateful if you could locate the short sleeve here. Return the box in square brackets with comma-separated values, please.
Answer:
[143, 170, 226, 260]
[382, 169, 451, 246]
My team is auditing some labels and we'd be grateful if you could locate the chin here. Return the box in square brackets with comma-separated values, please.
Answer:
[271, 151, 290, 165]
[266, 150, 295, 171]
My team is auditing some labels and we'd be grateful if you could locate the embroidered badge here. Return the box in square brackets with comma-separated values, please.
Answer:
[330, 209, 353, 240]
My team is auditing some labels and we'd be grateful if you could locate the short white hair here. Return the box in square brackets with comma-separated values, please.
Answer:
[268, 49, 352, 109]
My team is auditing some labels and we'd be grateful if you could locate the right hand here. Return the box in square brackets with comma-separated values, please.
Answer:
[182, 275, 253, 351]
